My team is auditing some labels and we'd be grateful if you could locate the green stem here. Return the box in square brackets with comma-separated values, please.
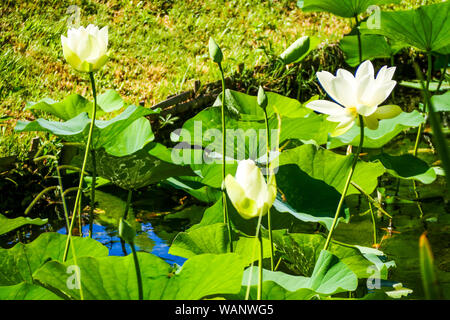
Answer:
[436, 56, 448, 93]
[411, 53, 432, 218]
[369, 202, 377, 245]
[89, 149, 96, 238]
[257, 231, 263, 301]
[130, 243, 143, 300]
[245, 204, 266, 300]
[218, 63, 233, 253]
[323, 115, 364, 251]
[56, 164, 71, 232]
[63, 72, 98, 262]
[355, 15, 362, 64]
[263, 110, 274, 271]
[124, 189, 133, 221]
[413, 62, 450, 189]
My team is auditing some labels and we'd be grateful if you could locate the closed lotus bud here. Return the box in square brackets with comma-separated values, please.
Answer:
[61, 24, 109, 73]
[119, 218, 135, 244]
[225, 159, 277, 220]
[209, 37, 223, 64]
[257, 86, 268, 111]
[279, 36, 310, 65]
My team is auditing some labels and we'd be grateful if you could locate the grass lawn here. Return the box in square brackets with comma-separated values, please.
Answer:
[0, 0, 439, 159]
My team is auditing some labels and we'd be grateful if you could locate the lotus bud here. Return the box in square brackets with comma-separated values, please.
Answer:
[61, 24, 109, 73]
[225, 159, 277, 220]
[209, 37, 223, 64]
[257, 86, 268, 111]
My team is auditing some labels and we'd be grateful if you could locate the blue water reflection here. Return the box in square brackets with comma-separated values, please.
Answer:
[57, 222, 187, 266]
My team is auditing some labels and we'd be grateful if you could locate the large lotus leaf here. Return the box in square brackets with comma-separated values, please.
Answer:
[79, 143, 195, 190]
[362, 2, 450, 53]
[0, 214, 48, 236]
[168, 223, 271, 265]
[33, 252, 246, 300]
[400, 81, 450, 92]
[233, 280, 317, 300]
[371, 153, 437, 184]
[164, 177, 221, 203]
[273, 164, 349, 231]
[24, 94, 94, 121]
[278, 144, 385, 196]
[431, 91, 450, 112]
[0, 282, 61, 300]
[23, 90, 125, 121]
[15, 104, 157, 151]
[327, 111, 425, 149]
[298, 0, 400, 18]
[175, 90, 327, 160]
[96, 89, 125, 113]
[242, 249, 357, 296]
[102, 117, 154, 157]
[211, 89, 312, 119]
[273, 231, 394, 279]
[339, 34, 405, 67]
[0, 232, 108, 286]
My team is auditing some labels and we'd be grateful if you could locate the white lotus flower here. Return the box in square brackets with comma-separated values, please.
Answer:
[225, 159, 277, 220]
[61, 24, 108, 73]
[306, 60, 402, 136]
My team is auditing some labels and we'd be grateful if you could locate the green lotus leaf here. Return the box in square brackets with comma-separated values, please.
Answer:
[242, 249, 357, 296]
[298, 0, 400, 18]
[83, 143, 195, 190]
[168, 222, 271, 265]
[273, 231, 394, 279]
[362, 2, 450, 53]
[371, 153, 437, 184]
[0, 282, 61, 300]
[339, 34, 405, 67]
[23, 90, 125, 121]
[431, 91, 450, 112]
[278, 144, 386, 196]
[33, 252, 246, 300]
[175, 89, 328, 160]
[15, 104, 158, 152]
[25, 94, 95, 121]
[0, 214, 48, 236]
[96, 89, 125, 113]
[0, 232, 108, 286]
[327, 111, 425, 149]
[399, 81, 450, 92]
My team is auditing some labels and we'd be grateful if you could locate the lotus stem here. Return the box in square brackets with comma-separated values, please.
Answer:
[263, 109, 274, 271]
[63, 71, 98, 262]
[323, 115, 364, 251]
[245, 206, 265, 300]
[130, 243, 143, 300]
[354, 15, 362, 64]
[369, 202, 377, 245]
[258, 231, 263, 300]
[218, 63, 233, 253]
[413, 63, 450, 188]
[25, 186, 58, 215]
[89, 148, 96, 238]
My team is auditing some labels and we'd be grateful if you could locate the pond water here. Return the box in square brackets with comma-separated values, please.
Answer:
[57, 222, 187, 266]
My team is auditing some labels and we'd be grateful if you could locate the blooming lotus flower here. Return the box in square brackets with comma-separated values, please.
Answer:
[306, 60, 402, 136]
[61, 24, 108, 73]
[225, 159, 277, 220]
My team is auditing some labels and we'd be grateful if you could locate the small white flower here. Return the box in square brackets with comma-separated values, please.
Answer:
[306, 60, 402, 136]
[61, 24, 109, 73]
[225, 159, 276, 220]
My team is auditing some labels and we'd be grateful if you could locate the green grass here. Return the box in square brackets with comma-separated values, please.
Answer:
[0, 0, 437, 159]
